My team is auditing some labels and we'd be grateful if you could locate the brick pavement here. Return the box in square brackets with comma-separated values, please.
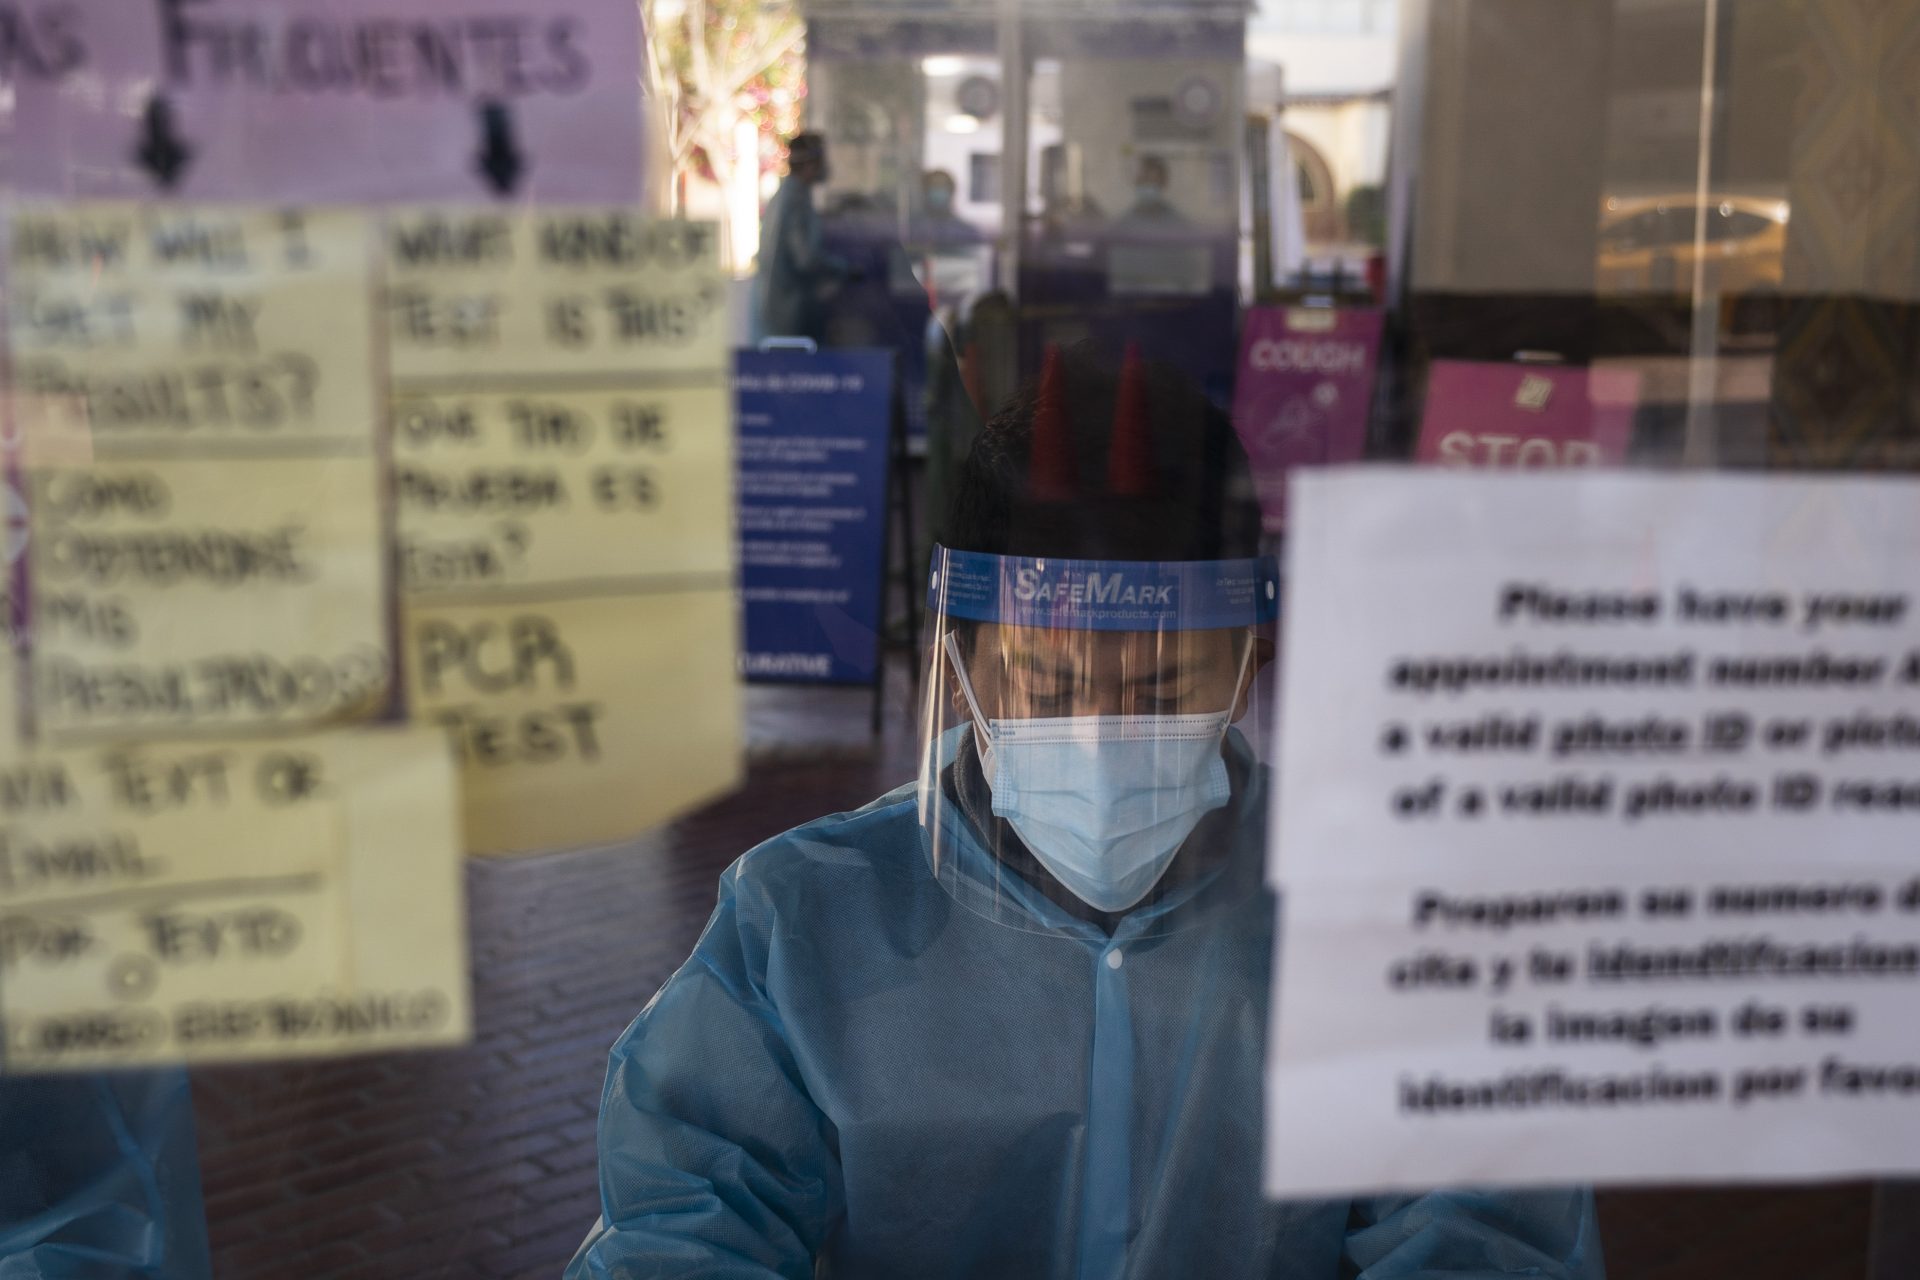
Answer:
[191, 682, 920, 1279]
[189, 678, 1881, 1278]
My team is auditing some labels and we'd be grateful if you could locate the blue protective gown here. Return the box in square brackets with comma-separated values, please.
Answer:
[0, 1070, 211, 1278]
[568, 734, 1604, 1279]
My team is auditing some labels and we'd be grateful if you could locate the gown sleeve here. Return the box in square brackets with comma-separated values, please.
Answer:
[1344, 1186, 1606, 1279]
[0, 1069, 211, 1278]
[565, 858, 842, 1280]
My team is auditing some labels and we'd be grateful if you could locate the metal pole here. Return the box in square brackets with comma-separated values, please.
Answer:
[1869, 1182, 1920, 1279]
[996, 0, 1026, 295]
[1679, 0, 1723, 467]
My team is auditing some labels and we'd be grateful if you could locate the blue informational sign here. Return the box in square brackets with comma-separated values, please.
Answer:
[736, 348, 895, 683]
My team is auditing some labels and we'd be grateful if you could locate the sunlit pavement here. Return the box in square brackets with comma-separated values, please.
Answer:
[188, 667, 1870, 1278]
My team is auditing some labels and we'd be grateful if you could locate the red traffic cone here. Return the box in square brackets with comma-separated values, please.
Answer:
[1107, 343, 1155, 496]
[1029, 345, 1076, 502]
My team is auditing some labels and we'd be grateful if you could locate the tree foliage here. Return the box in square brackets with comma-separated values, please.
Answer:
[643, 0, 806, 203]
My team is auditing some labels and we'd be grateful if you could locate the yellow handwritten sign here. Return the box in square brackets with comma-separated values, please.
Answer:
[391, 385, 731, 592]
[384, 211, 727, 381]
[6, 205, 389, 740]
[0, 728, 468, 1071]
[403, 591, 739, 854]
[386, 211, 739, 854]
[0, 554, 19, 744]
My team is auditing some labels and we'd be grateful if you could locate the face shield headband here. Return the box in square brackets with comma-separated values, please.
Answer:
[928, 547, 1281, 635]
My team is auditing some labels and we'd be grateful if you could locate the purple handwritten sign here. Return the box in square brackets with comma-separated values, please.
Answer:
[1415, 361, 1640, 468]
[1230, 307, 1383, 533]
[0, 0, 642, 203]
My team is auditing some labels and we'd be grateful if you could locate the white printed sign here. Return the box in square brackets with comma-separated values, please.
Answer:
[1267, 469, 1920, 1196]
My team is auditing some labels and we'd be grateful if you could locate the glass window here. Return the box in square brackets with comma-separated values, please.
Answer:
[12, 2, 1920, 1276]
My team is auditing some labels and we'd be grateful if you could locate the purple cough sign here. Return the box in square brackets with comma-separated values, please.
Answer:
[1230, 307, 1383, 534]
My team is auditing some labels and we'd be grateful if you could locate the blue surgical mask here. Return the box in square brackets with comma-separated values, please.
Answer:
[1137, 185, 1164, 205]
[946, 634, 1245, 912]
[928, 189, 953, 212]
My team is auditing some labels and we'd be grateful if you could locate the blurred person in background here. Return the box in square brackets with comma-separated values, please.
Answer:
[566, 346, 1603, 1279]
[1115, 155, 1187, 230]
[910, 169, 983, 248]
[754, 133, 853, 345]
[1039, 143, 1108, 239]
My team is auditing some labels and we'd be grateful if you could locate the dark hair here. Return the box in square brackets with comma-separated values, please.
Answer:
[1137, 155, 1170, 187]
[944, 344, 1261, 561]
[788, 133, 826, 163]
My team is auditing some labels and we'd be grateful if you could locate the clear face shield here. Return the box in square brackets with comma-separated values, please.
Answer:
[918, 545, 1280, 936]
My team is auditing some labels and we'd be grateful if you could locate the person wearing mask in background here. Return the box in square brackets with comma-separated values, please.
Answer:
[566, 344, 1603, 1280]
[754, 133, 852, 345]
[1115, 154, 1187, 229]
[911, 169, 983, 248]
[1039, 143, 1107, 240]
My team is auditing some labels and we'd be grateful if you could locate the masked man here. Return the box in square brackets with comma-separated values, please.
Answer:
[568, 346, 1603, 1279]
